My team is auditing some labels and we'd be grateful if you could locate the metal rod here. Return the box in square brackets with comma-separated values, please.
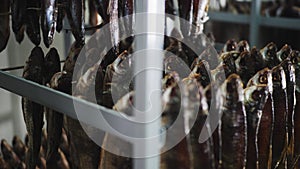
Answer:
[0, 71, 153, 143]
[133, 0, 165, 168]
[250, 0, 261, 46]
[0, 60, 65, 71]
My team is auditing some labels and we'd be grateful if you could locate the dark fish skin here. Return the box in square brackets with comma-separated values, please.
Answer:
[250, 47, 265, 74]
[63, 42, 83, 74]
[219, 51, 240, 76]
[44, 48, 61, 84]
[59, 128, 70, 164]
[94, 0, 109, 24]
[12, 136, 27, 162]
[65, 0, 85, 47]
[280, 59, 296, 165]
[223, 39, 238, 53]
[271, 65, 288, 169]
[26, 0, 41, 46]
[290, 51, 300, 168]
[178, 0, 192, 36]
[56, 0, 65, 32]
[109, 0, 119, 54]
[221, 74, 247, 169]
[22, 47, 45, 169]
[189, 60, 210, 88]
[1, 140, 26, 169]
[260, 42, 280, 68]
[41, 0, 57, 47]
[0, 0, 10, 52]
[182, 78, 215, 169]
[57, 149, 70, 169]
[237, 40, 250, 53]
[244, 84, 269, 169]
[11, 0, 26, 43]
[45, 73, 65, 169]
[191, 0, 209, 35]
[235, 51, 257, 86]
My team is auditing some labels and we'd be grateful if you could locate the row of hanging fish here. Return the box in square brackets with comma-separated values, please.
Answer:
[0, 0, 212, 54]
[0, 130, 70, 169]
[99, 38, 300, 169]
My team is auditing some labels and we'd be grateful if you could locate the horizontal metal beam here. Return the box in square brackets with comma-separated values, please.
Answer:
[0, 71, 160, 143]
[208, 11, 250, 24]
[260, 16, 300, 30]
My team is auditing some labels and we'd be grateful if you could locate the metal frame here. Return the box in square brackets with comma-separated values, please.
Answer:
[208, 0, 300, 46]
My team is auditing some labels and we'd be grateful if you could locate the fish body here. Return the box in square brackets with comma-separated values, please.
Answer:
[26, 0, 41, 46]
[94, 0, 110, 24]
[12, 136, 27, 162]
[260, 42, 279, 68]
[41, 0, 57, 47]
[1, 140, 26, 169]
[11, 0, 26, 43]
[56, 0, 65, 32]
[22, 47, 45, 169]
[237, 40, 250, 53]
[65, 0, 85, 46]
[221, 74, 247, 169]
[0, 0, 10, 52]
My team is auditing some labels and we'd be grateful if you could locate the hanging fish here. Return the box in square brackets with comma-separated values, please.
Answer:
[220, 74, 247, 169]
[22, 47, 45, 169]
[26, 0, 41, 46]
[0, 156, 9, 169]
[182, 78, 215, 169]
[12, 136, 27, 162]
[0, 0, 10, 52]
[63, 42, 83, 74]
[250, 47, 266, 74]
[57, 149, 70, 169]
[41, 0, 58, 47]
[191, 0, 210, 36]
[290, 50, 300, 169]
[11, 0, 26, 43]
[270, 64, 288, 169]
[108, 0, 119, 54]
[56, 0, 65, 33]
[260, 42, 280, 68]
[44, 48, 61, 84]
[65, 0, 85, 47]
[94, 0, 110, 24]
[178, 0, 192, 36]
[88, 0, 98, 28]
[236, 40, 250, 53]
[1, 140, 26, 169]
[280, 59, 296, 167]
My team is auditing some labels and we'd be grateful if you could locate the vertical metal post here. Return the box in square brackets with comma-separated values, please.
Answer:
[134, 0, 165, 169]
[250, 0, 261, 47]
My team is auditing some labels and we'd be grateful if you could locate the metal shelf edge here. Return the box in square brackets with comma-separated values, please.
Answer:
[208, 11, 250, 24]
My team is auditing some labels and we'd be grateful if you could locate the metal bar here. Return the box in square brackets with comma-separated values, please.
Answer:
[249, 0, 261, 46]
[260, 16, 300, 30]
[208, 11, 250, 24]
[133, 0, 165, 168]
[0, 71, 152, 143]
[0, 60, 65, 71]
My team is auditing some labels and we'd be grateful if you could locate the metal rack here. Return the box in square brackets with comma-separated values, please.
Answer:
[0, 0, 165, 169]
[208, 0, 300, 46]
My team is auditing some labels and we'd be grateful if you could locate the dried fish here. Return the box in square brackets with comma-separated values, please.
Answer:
[44, 48, 61, 84]
[235, 51, 257, 86]
[271, 64, 288, 168]
[277, 44, 292, 62]
[41, 0, 58, 47]
[0, 0, 10, 52]
[11, 0, 26, 43]
[237, 40, 250, 53]
[22, 47, 45, 169]
[26, 0, 41, 46]
[94, 0, 110, 24]
[88, 0, 98, 28]
[221, 74, 247, 169]
[56, 0, 65, 33]
[222, 39, 238, 53]
[189, 60, 211, 88]
[245, 84, 270, 169]
[0, 156, 9, 169]
[65, 0, 85, 46]
[182, 78, 214, 169]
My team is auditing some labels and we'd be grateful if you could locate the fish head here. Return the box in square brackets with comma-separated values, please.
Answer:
[44, 48, 61, 82]
[260, 42, 279, 68]
[162, 71, 180, 90]
[223, 39, 237, 52]
[271, 65, 286, 90]
[222, 74, 244, 104]
[247, 68, 272, 93]
[250, 47, 265, 71]
[277, 44, 292, 62]
[23, 47, 45, 83]
[244, 84, 269, 111]
[235, 51, 257, 80]
[237, 40, 250, 53]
